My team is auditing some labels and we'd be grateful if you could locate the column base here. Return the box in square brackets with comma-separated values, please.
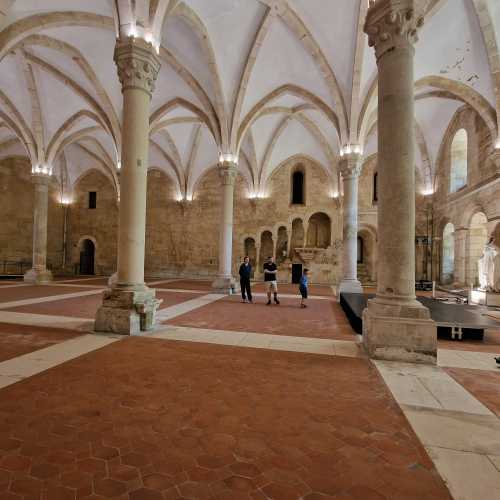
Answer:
[211, 275, 239, 294]
[94, 286, 162, 336]
[362, 297, 437, 365]
[24, 268, 53, 285]
[338, 279, 363, 295]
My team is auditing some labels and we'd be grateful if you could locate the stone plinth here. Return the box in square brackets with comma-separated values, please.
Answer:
[362, 298, 437, 364]
[23, 268, 53, 285]
[211, 275, 239, 294]
[95, 287, 162, 335]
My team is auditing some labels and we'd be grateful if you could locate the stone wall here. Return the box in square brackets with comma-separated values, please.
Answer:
[432, 106, 500, 284]
[0, 157, 63, 272]
[67, 169, 118, 275]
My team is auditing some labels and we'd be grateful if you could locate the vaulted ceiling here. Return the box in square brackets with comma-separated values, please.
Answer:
[0, 0, 498, 200]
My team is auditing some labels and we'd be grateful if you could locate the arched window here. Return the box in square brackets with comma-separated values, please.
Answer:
[373, 172, 378, 204]
[442, 223, 455, 283]
[291, 169, 305, 204]
[450, 129, 467, 193]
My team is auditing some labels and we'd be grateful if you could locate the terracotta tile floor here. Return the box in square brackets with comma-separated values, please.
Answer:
[168, 295, 357, 340]
[0, 286, 102, 304]
[0, 338, 451, 500]
[251, 283, 333, 296]
[0, 323, 82, 362]
[5, 291, 203, 319]
[445, 367, 500, 417]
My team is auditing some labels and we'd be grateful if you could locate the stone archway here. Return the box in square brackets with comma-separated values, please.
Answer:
[467, 212, 488, 286]
[79, 238, 95, 275]
[244, 237, 257, 278]
[306, 212, 331, 248]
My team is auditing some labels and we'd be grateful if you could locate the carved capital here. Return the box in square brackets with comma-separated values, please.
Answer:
[31, 172, 51, 187]
[364, 0, 424, 60]
[339, 153, 362, 179]
[219, 161, 238, 186]
[114, 37, 161, 97]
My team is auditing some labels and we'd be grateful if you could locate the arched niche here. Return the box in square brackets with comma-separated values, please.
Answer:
[276, 226, 288, 265]
[259, 231, 274, 269]
[244, 237, 257, 277]
[290, 218, 304, 260]
[442, 222, 455, 284]
[450, 129, 468, 193]
[306, 212, 331, 248]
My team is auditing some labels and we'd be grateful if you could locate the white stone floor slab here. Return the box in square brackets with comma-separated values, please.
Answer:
[149, 324, 365, 358]
[0, 334, 119, 388]
[0, 311, 94, 330]
[0, 283, 29, 288]
[0, 288, 103, 309]
[156, 293, 225, 321]
[438, 348, 500, 371]
[375, 359, 500, 500]
[374, 360, 493, 415]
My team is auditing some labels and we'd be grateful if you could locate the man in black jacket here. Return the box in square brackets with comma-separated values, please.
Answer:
[239, 256, 253, 303]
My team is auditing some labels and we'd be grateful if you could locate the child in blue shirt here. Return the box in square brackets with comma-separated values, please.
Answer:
[299, 268, 309, 308]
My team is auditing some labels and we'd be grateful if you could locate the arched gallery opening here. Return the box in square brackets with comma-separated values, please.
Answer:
[79, 239, 95, 276]
[468, 212, 488, 286]
[442, 223, 455, 284]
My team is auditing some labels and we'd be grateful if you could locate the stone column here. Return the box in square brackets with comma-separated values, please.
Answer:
[211, 160, 239, 293]
[24, 172, 53, 284]
[95, 37, 161, 335]
[339, 153, 363, 294]
[363, 0, 436, 364]
[453, 228, 468, 285]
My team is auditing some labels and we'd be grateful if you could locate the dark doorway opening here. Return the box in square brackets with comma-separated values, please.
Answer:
[357, 236, 363, 264]
[292, 263, 303, 284]
[79, 239, 95, 275]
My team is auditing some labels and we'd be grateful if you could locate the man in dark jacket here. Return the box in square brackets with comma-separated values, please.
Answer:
[239, 256, 253, 303]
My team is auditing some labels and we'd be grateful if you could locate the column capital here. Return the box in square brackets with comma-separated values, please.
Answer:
[364, 0, 424, 60]
[339, 153, 362, 179]
[31, 171, 51, 186]
[218, 161, 238, 186]
[114, 37, 161, 97]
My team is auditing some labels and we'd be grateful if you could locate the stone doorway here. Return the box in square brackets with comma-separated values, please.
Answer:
[79, 239, 95, 275]
[292, 263, 302, 284]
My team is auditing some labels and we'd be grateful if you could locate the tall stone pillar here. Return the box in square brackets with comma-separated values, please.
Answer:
[339, 153, 363, 294]
[24, 172, 53, 284]
[95, 37, 161, 335]
[453, 228, 468, 285]
[212, 160, 239, 293]
[363, 0, 436, 364]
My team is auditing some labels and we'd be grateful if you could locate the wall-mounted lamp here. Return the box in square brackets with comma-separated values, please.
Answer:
[340, 144, 363, 157]
[422, 188, 434, 196]
[219, 153, 238, 164]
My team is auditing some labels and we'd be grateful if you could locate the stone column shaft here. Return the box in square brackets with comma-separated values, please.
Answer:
[24, 173, 53, 284]
[212, 161, 239, 293]
[363, 0, 436, 364]
[95, 37, 161, 335]
[339, 154, 362, 294]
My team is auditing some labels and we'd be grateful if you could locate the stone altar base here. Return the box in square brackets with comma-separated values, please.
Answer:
[23, 268, 53, 285]
[211, 275, 239, 294]
[94, 286, 162, 335]
[362, 299, 437, 364]
[469, 289, 500, 307]
[338, 279, 363, 296]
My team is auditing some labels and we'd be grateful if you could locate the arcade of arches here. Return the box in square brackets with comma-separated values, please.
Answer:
[0, 1, 500, 499]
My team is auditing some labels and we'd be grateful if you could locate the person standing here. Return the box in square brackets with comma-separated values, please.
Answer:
[299, 268, 309, 308]
[263, 256, 280, 305]
[239, 256, 253, 303]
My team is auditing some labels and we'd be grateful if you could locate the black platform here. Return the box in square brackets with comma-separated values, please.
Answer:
[340, 293, 500, 340]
